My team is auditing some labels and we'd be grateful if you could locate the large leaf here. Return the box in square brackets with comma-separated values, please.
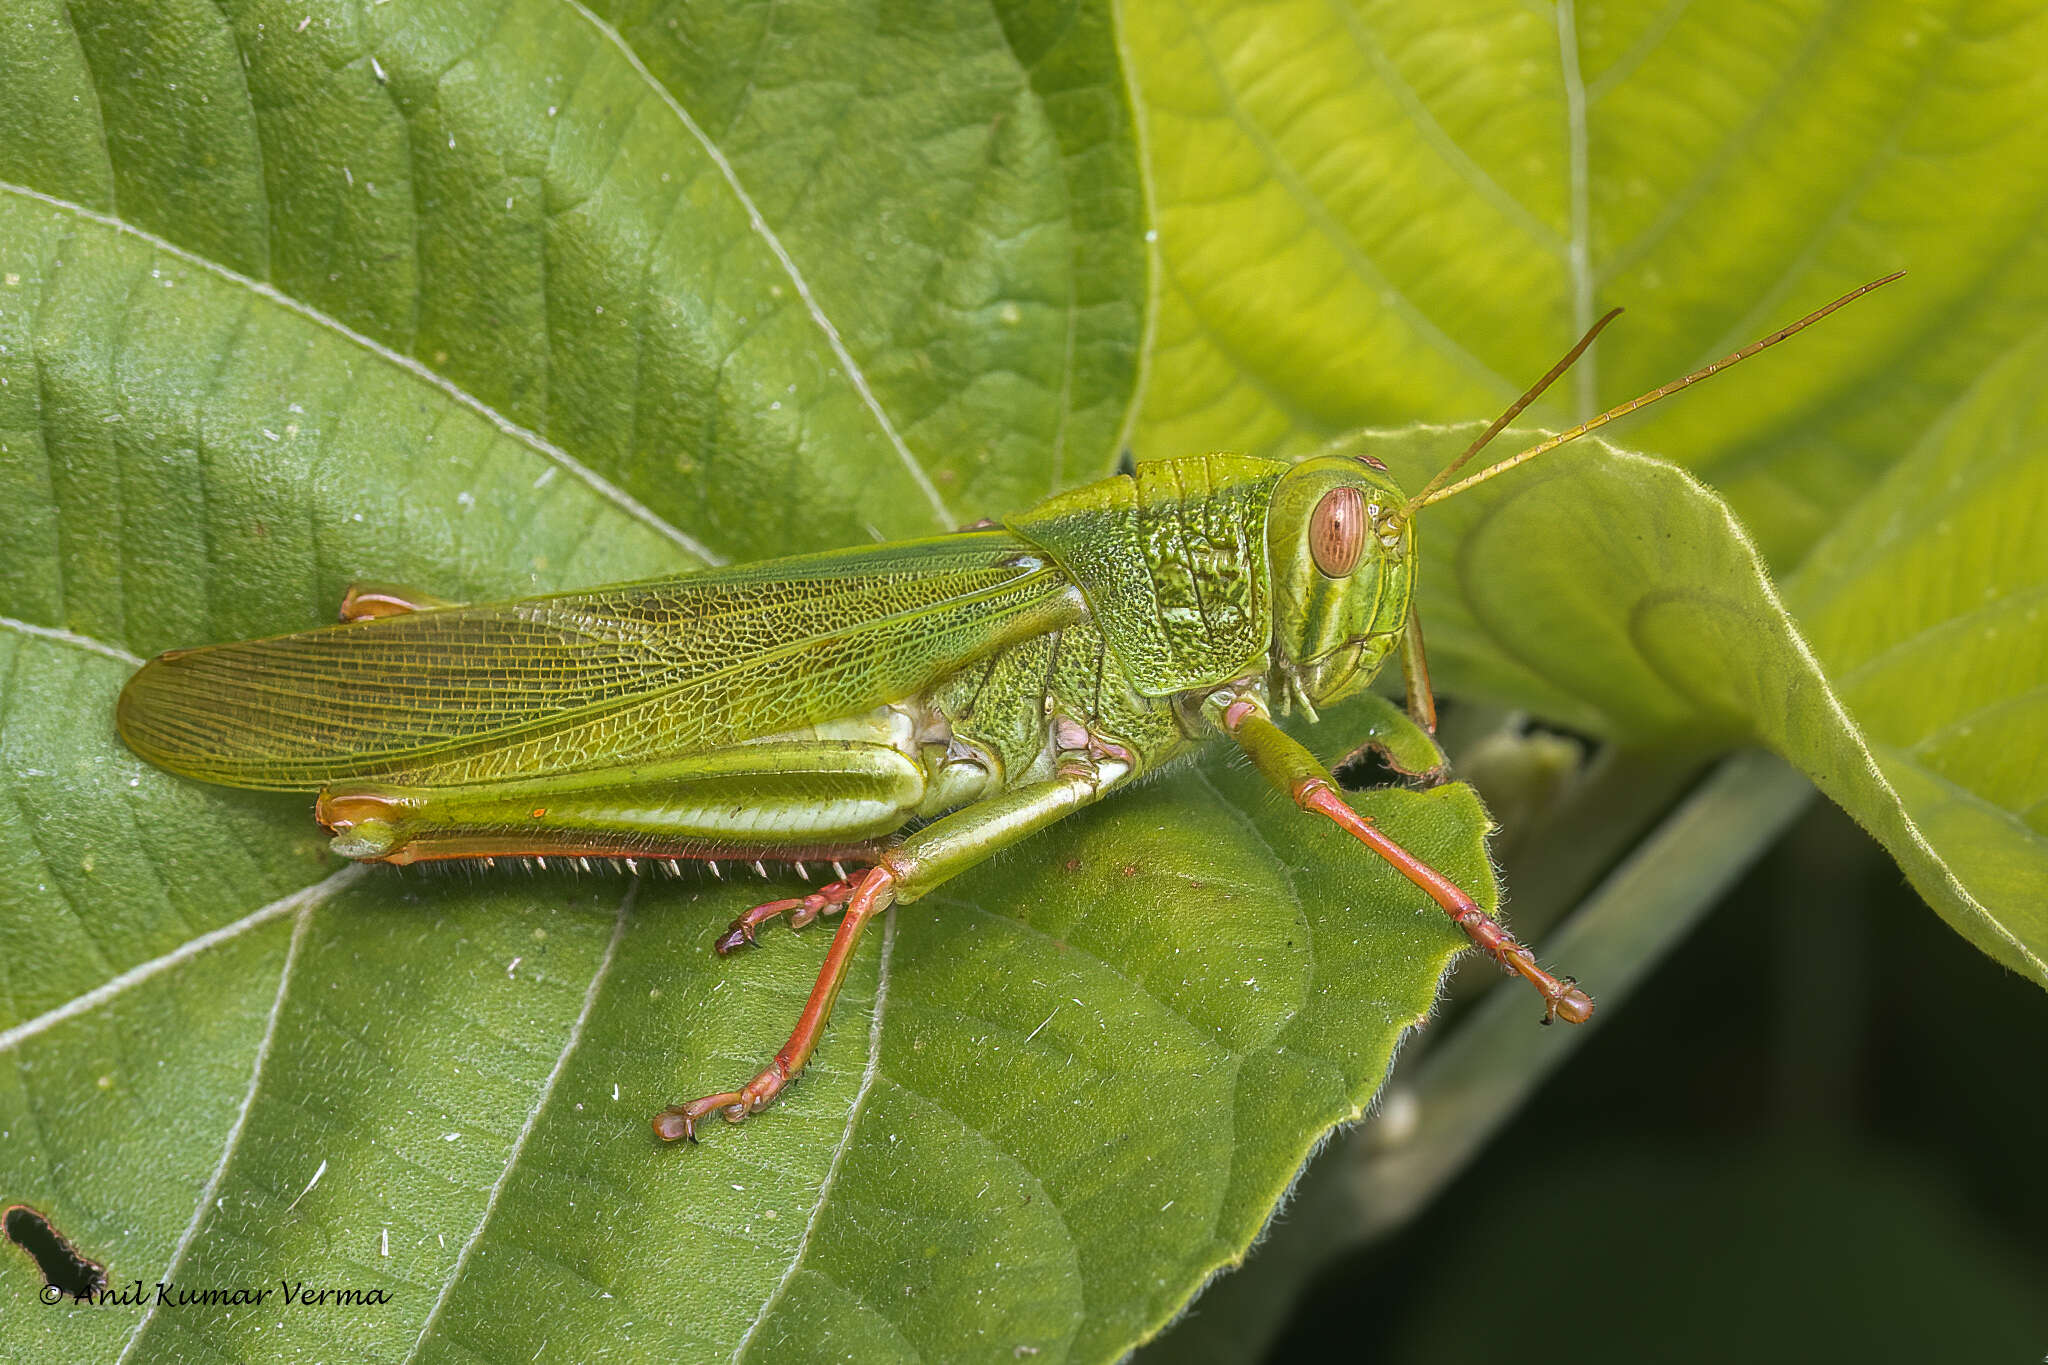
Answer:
[1784, 328, 2048, 976]
[7, 0, 2046, 1358]
[0, 5, 1494, 1360]
[1, 0, 1145, 563]
[0, 617, 1483, 1362]
[1118, 0, 2048, 986]
[1356, 414, 2048, 986]
[1121, 0, 2048, 569]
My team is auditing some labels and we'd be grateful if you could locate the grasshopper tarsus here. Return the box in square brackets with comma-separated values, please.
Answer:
[1548, 976, 1595, 1026]
[654, 1058, 786, 1143]
[716, 881, 861, 956]
[652, 1096, 736, 1143]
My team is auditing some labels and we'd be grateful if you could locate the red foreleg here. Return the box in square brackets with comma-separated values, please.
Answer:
[1294, 780, 1592, 1023]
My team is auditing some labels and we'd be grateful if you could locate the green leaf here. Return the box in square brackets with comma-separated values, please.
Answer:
[1, 0, 1145, 562]
[10, 0, 2043, 1356]
[1785, 327, 2048, 978]
[1118, 0, 2048, 988]
[1122, 0, 2048, 569]
[0, 612, 1484, 1360]
[0, 7, 1494, 1362]
[1355, 416, 2048, 987]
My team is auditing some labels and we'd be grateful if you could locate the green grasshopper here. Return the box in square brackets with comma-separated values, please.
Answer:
[115, 276, 1897, 1142]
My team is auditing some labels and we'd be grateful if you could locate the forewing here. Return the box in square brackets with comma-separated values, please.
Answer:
[117, 533, 1079, 789]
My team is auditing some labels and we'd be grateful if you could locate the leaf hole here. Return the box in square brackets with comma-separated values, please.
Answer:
[1335, 697, 1463, 791]
[1336, 744, 1404, 791]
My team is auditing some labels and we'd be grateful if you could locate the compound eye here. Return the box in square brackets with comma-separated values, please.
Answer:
[1308, 486, 1366, 578]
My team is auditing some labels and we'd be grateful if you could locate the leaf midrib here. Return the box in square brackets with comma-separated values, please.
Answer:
[556, 0, 958, 532]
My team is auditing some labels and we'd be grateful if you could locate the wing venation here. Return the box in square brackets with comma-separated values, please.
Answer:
[117, 533, 1079, 789]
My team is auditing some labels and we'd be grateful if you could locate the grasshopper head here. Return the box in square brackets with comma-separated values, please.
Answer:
[1256, 277, 1909, 716]
[1265, 455, 1417, 711]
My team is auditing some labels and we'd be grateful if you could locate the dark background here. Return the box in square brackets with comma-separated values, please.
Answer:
[1272, 800, 2048, 1362]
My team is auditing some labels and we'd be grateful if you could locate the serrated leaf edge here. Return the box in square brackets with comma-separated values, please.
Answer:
[1613, 445, 2047, 984]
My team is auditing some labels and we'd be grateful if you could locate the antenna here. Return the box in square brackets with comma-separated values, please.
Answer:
[1412, 306, 1624, 506]
[1412, 272, 1906, 509]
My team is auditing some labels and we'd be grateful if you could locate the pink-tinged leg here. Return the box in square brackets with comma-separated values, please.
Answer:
[1294, 779, 1592, 1024]
[713, 879, 860, 956]
[657, 767, 1134, 1144]
[337, 582, 457, 622]
[1400, 608, 1439, 735]
[654, 866, 897, 1142]
[1219, 698, 1591, 1025]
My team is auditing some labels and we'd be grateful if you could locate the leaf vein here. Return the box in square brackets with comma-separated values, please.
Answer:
[50, 0, 118, 216]
[0, 614, 143, 668]
[1174, 8, 1518, 400]
[1875, 741, 2048, 854]
[1831, 581, 2048, 693]
[1110, 0, 1164, 461]
[1556, 0, 1597, 418]
[1325, 0, 1568, 257]
[114, 894, 320, 1364]
[404, 882, 635, 1362]
[0, 866, 362, 1055]
[947, 897, 1227, 1045]
[1904, 681, 2048, 758]
[1584, 0, 1697, 103]
[730, 903, 897, 1364]
[0, 179, 720, 566]
[558, 0, 956, 530]
[1598, 0, 1856, 289]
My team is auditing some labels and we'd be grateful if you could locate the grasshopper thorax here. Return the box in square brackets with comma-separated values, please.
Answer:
[1265, 455, 1416, 712]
